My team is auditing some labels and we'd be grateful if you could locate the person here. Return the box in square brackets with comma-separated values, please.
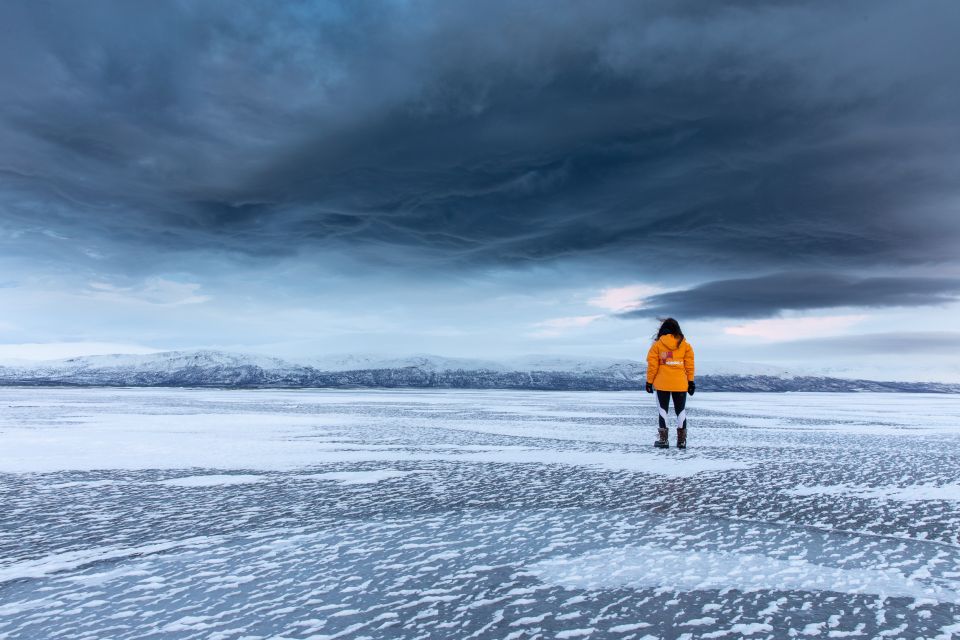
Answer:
[645, 317, 695, 449]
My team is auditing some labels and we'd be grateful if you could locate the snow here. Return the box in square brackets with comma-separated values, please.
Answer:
[608, 622, 651, 632]
[526, 544, 960, 603]
[0, 538, 219, 583]
[702, 623, 773, 637]
[303, 352, 509, 372]
[297, 470, 430, 484]
[2, 387, 960, 640]
[6, 348, 957, 386]
[16, 349, 293, 371]
[156, 474, 268, 487]
[0, 391, 749, 477]
[555, 629, 595, 638]
[45, 479, 128, 489]
[785, 483, 960, 501]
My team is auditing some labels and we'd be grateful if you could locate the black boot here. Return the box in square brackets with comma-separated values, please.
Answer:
[654, 427, 669, 448]
[677, 427, 687, 449]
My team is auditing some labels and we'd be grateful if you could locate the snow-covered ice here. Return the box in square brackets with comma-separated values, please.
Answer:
[297, 469, 431, 484]
[156, 474, 268, 487]
[1, 387, 960, 639]
[526, 544, 960, 603]
[785, 483, 960, 502]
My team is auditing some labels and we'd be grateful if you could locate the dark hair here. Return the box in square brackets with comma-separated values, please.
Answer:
[655, 317, 684, 346]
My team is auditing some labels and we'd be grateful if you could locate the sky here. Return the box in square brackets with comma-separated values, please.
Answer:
[1, 1, 959, 379]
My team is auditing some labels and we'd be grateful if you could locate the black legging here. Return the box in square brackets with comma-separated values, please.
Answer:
[656, 390, 687, 430]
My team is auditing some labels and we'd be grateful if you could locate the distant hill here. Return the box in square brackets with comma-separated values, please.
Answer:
[0, 350, 957, 392]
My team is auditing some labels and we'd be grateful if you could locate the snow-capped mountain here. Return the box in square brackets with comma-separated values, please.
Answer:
[0, 350, 312, 387]
[0, 350, 957, 392]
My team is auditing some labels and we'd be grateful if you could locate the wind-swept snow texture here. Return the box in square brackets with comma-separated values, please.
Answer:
[2, 388, 960, 639]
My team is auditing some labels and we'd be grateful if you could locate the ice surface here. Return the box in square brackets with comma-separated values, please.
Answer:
[0, 393, 749, 477]
[156, 474, 268, 487]
[298, 469, 431, 484]
[786, 483, 960, 502]
[527, 544, 960, 603]
[2, 387, 960, 639]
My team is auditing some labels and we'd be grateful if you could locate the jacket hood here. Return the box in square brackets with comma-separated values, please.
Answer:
[657, 334, 684, 349]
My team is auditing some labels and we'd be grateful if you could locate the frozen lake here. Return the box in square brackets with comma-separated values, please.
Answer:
[2, 388, 960, 639]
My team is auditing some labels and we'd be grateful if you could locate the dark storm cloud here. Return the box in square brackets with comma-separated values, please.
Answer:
[2, 0, 960, 275]
[621, 273, 960, 319]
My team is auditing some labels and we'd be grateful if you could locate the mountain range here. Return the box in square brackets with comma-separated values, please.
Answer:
[0, 350, 957, 393]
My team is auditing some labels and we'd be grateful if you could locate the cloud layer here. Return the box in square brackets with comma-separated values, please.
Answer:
[2, 0, 960, 283]
[623, 273, 960, 319]
[757, 332, 960, 358]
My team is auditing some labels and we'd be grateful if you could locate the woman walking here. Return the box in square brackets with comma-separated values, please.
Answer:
[645, 318, 695, 449]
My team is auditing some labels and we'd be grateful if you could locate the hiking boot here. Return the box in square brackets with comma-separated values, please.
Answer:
[654, 427, 669, 448]
[677, 427, 687, 449]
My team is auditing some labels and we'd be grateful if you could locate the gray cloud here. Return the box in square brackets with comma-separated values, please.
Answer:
[622, 273, 960, 319]
[760, 332, 960, 357]
[2, 1, 960, 277]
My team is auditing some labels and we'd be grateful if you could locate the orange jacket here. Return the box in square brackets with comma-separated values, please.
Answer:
[646, 334, 695, 392]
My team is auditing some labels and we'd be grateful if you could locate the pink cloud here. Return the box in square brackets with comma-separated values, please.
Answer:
[724, 315, 868, 342]
[588, 284, 661, 312]
[86, 278, 211, 306]
[529, 314, 605, 338]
